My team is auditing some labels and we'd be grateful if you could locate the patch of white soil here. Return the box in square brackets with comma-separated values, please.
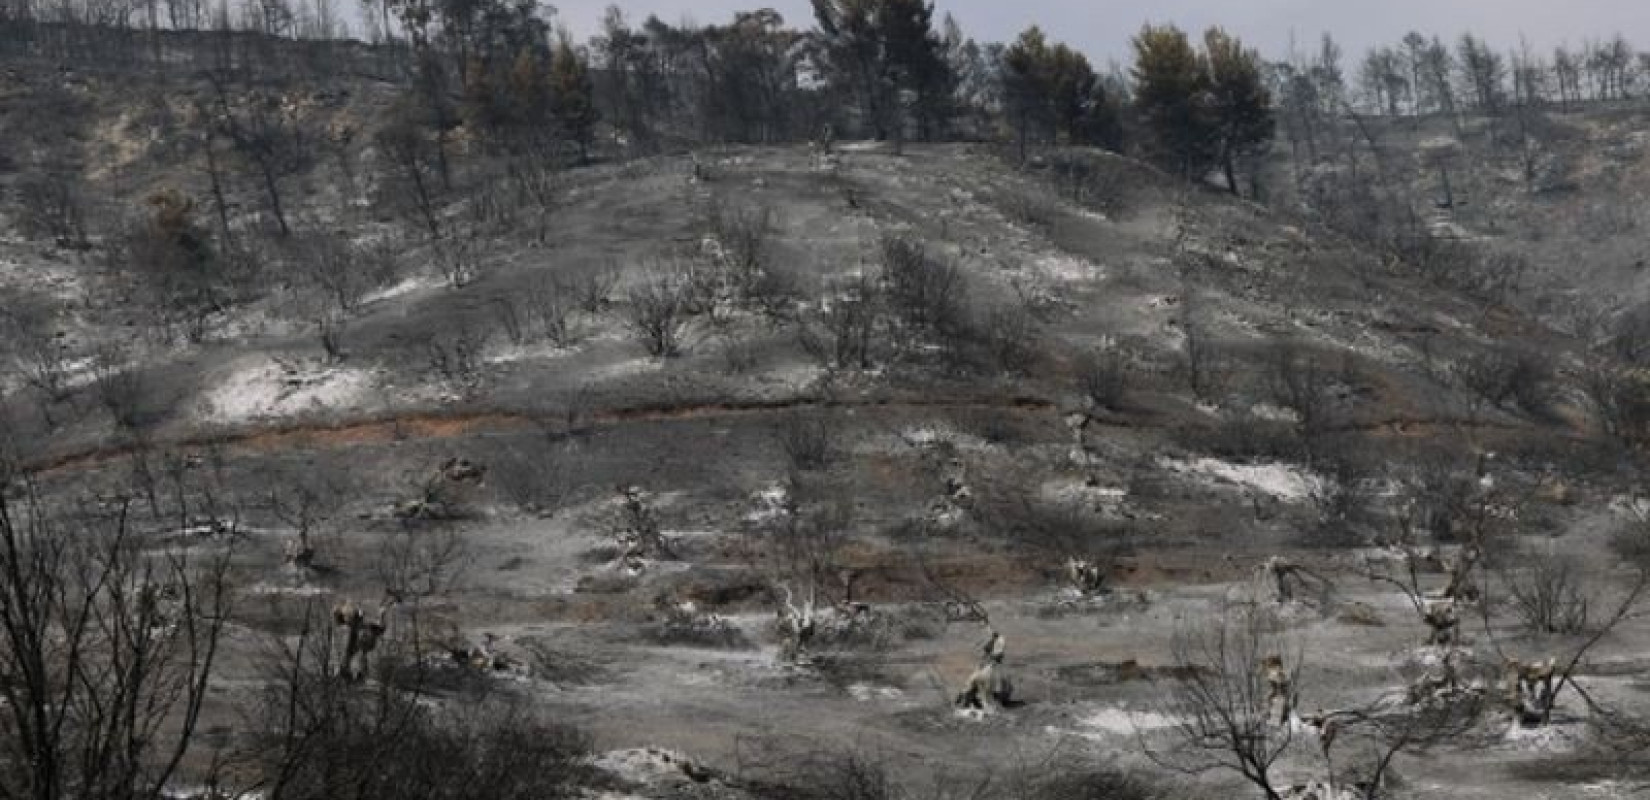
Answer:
[1035, 252, 1106, 283]
[1249, 403, 1302, 423]
[1039, 478, 1127, 506]
[848, 683, 905, 702]
[202, 358, 374, 424]
[361, 274, 441, 305]
[485, 341, 580, 365]
[245, 583, 330, 597]
[895, 425, 996, 452]
[585, 357, 666, 383]
[1501, 720, 1588, 753]
[1161, 457, 1324, 502]
[1079, 707, 1181, 736]
[592, 748, 715, 789]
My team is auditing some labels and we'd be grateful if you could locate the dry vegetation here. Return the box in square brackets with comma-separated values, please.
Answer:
[7, 9, 1650, 800]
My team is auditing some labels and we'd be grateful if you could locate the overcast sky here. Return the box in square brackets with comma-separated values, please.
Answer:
[547, 1, 1650, 65]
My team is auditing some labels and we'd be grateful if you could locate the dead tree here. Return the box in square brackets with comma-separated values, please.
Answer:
[1482, 521, 1650, 728]
[879, 234, 967, 337]
[1259, 556, 1332, 606]
[775, 414, 837, 473]
[0, 476, 234, 800]
[1360, 538, 1460, 647]
[291, 231, 398, 315]
[375, 114, 444, 240]
[1308, 684, 1485, 799]
[798, 273, 883, 372]
[381, 465, 474, 598]
[114, 189, 226, 344]
[207, 76, 310, 237]
[625, 265, 691, 358]
[268, 465, 348, 579]
[744, 478, 849, 663]
[244, 598, 589, 800]
[915, 546, 989, 625]
[1265, 342, 1336, 445]
[434, 221, 482, 288]
[1361, 464, 1507, 644]
[1078, 343, 1132, 413]
[611, 485, 675, 569]
[955, 626, 1014, 710]
[0, 302, 74, 426]
[1145, 605, 1304, 800]
[978, 491, 1127, 597]
[332, 596, 397, 682]
[1499, 550, 1589, 635]
[421, 324, 491, 398]
[13, 169, 89, 248]
[704, 199, 776, 303]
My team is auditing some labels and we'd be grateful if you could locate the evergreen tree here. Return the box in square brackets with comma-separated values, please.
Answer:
[811, 0, 951, 140]
[701, 11, 808, 143]
[549, 32, 598, 162]
[1456, 33, 1507, 114]
[1359, 47, 1408, 116]
[1002, 26, 1054, 157]
[1133, 24, 1274, 194]
[1131, 24, 1215, 178]
[1003, 26, 1114, 158]
[1046, 44, 1104, 145]
[1203, 28, 1273, 195]
[812, 0, 892, 137]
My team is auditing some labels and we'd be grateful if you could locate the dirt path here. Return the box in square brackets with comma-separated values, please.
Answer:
[36, 387, 1578, 477]
[34, 395, 1061, 473]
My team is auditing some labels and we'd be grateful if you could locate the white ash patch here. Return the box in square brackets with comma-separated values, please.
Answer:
[202, 358, 374, 424]
[245, 583, 329, 597]
[1035, 252, 1106, 283]
[746, 483, 791, 524]
[848, 683, 905, 702]
[1572, 780, 1634, 797]
[585, 357, 666, 383]
[1501, 720, 1588, 753]
[1194, 401, 1223, 417]
[1215, 308, 1261, 333]
[216, 305, 303, 340]
[756, 362, 827, 392]
[361, 274, 440, 305]
[1039, 478, 1127, 506]
[44, 355, 101, 392]
[1279, 782, 1359, 800]
[584, 791, 650, 800]
[660, 529, 720, 541]
[1264, 601, 1324, 625]
[1161, 457, 1324, 502]
[1404, 645, 1474, 669]
[604, 556, 692, 580]
[926, 502, 967, 529]
[1077, 707, 1181, 736]
[592, 748, 713, 788]
[1249, 403, 1302, 424]
[897, 425, 994, 452]
[1610, 494, 1650, 522]
[162, 786, 264, 800]
[0, 254, 86, 302]
[1349, 546, 1412, 570]
[485, 341, 580, 365]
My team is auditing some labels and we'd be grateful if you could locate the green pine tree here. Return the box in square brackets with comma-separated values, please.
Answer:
[548, 33, 598, 162]
[1131, 24, 1216, 179]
